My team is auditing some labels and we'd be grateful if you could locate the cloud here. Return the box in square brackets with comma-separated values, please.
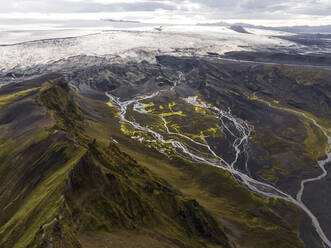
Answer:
[0, 0, 331, 25]
[193, 0, 331, 16]
[0, 0, 177, 13]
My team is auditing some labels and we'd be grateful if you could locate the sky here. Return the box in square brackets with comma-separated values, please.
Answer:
[0, 0, 331, 26]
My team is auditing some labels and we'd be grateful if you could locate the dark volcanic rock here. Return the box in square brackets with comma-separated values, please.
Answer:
[222, 51, 331, 67]
[229, 25, 250, 34]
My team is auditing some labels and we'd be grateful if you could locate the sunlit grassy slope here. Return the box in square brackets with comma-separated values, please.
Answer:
[0, 76, 233, 248]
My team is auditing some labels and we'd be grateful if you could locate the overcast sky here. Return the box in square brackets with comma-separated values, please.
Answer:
[0, 0, 331, 26]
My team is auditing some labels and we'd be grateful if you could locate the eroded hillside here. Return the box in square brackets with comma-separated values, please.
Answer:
[0, 73, 309, 248]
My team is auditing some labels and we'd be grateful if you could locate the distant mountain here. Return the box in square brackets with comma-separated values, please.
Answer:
[242, 24, 331, 34]
[102, 18, 140, 23]
[199, 21, 229, 26]
[199, 21, 331, 34]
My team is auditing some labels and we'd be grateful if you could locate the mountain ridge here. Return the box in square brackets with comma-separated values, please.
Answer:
[0, 75, 233, 248]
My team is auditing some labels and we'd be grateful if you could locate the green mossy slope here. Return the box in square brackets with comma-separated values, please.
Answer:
[0, 76, 232, 248]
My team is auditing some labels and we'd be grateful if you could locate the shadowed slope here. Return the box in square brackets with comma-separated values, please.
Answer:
[0, 75, 232, 248]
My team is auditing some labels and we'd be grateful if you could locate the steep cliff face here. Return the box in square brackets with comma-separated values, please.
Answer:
[0, 75, 232, 248]
[58, 141, 230, 248]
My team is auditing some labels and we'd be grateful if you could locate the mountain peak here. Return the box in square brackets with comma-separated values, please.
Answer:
[229, 25, 250, 34]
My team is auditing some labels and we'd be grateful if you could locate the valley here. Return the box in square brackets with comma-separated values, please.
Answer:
[0, 26, 330, 248]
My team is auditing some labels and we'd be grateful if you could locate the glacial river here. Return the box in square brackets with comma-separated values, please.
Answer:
[107, 90, 331, 247]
